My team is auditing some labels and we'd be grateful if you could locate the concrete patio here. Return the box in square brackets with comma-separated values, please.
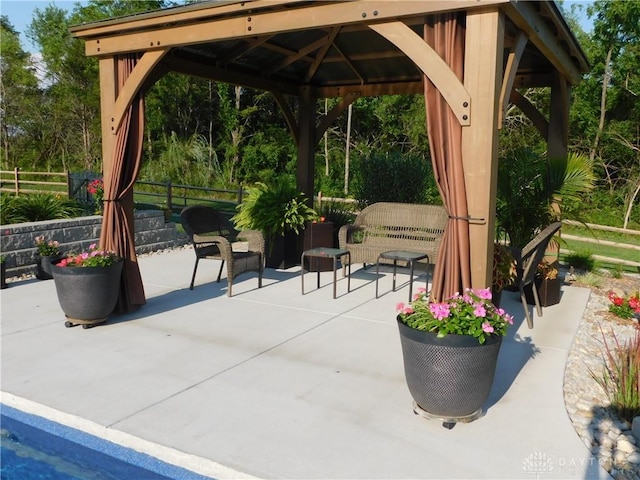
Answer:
[1, 247, 610, 479]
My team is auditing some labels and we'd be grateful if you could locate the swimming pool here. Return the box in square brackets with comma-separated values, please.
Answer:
[1, 404, 214, 479]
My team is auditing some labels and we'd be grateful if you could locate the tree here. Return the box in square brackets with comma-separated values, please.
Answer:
[0, 16, 40, 168]
[570, 1, 640, 226]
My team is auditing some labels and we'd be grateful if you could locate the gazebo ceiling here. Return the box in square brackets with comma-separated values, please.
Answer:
[70, 0, 589, 99]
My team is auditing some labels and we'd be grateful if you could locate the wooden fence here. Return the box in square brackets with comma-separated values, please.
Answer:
[0, 169, 72, 197]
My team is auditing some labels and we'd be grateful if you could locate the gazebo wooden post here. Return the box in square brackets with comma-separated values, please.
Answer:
[548, 72, 570, 160]
[296, 86, 317, 201]
[461, 10, 504, 289]
[98, 57, 117, 215]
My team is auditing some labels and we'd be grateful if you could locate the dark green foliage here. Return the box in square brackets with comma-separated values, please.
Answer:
[0, 194, 84, 224]
[351, 151, 437, 208]
[232, 176, 318, 243]
[496, 148, 595, 248]
[564, 249, 596, 272]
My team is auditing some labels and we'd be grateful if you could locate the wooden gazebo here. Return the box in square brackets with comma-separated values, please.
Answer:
[70, 0, 589, 311]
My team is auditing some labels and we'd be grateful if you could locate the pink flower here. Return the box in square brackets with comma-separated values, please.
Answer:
[505, 314, 514, 325]
[473, 304, 487, 317]
[396, 302, 414, 314]
[429, 302, 450, 320]
[476, 288, 492, 300]
[482, 322, 494, 333]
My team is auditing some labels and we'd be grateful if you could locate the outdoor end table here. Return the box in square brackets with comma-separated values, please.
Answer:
[301, 247, 350, 299]
[376, 250, 430, 302]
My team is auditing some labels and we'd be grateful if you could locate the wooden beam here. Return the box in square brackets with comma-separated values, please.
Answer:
[305, 27, 340, 83]
[272, 92, 298, 146]
[314, 81, 423, 98]
[368, 21, 471, 126]
[461, 9, 504, 289]
[71, 0, 305, 38]
[265, 33, 331, 76]
[509, 89, 548, 139]
[498, 31, 527, 129]
[504, 1, 582, 85]
[218, 36, 272, 66]
[111, 49, 168, 136]
[81, 1, 502, 57]
[163, 55, 301, 96]
[513, 73, 555, 88]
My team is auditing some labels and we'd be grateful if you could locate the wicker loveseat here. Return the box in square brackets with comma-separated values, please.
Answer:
[338, 202, 448, 272]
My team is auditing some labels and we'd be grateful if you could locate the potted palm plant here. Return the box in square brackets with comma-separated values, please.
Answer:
[395, 287, 513, 427]
[233, 176, 318, 268]
[50, 244, 123, 328]
[496, 149, 595, 249]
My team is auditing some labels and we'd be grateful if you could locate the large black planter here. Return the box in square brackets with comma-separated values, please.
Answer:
[51, 258, 124, 328]
[265, 231, 300, 269]
[397, 317, 502, 424]
[1, 262, 7, 289]
[35, 254, 64, 280]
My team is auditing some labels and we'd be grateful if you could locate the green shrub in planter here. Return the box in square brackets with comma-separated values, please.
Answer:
[232, 176, 318, 246]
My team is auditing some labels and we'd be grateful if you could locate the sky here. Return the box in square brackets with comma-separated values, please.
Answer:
[2, 0, 595, 54]
[1, 0, 87, 52]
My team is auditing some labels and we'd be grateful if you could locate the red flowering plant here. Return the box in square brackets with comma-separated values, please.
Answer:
[87, 178, 104, 214]
[396, 287, 514, 344]
[607, 290, 640, 320]
[56, 243, 119, 268]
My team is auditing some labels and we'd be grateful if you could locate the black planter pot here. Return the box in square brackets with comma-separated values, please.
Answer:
[265, 231, 301, 269]
[397, 317, 502, 422]
[1, 262, 7, 289]
[51, 258, 124, 328]
[524, 276, 561, 307]
[491, 286, 503, 308]
[35, 254, 64, 280]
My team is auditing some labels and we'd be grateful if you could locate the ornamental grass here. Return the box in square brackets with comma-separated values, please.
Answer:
[589, 326, 640, 423]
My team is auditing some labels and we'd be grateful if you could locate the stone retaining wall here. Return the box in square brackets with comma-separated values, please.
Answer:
[0, 210, 188, 277]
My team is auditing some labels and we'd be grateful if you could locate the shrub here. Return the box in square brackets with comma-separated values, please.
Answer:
[590, 327, 640, 423]
[574, 271, 603, 288]
[0, 194, 83, 224]
[351, 151, 437, 208]
[564, 248, 596, 271]
[232, 176, 318, 243]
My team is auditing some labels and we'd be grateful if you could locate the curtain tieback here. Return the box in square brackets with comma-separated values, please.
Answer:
[448, 215, 485, 224]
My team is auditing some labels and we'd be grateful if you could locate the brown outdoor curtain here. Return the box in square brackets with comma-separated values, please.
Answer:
[99, 53, 146, 313]
[423, 13, 472, 302]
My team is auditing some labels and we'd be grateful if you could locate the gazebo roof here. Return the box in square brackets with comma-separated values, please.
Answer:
[70, 0, 589, 98]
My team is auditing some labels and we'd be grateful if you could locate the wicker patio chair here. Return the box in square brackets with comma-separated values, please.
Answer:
[510, 221, 562, 328]
[180, 205, 264, 297]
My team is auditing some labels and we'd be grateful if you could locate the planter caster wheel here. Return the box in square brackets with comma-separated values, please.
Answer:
[64, 321, 75, 328]
[442, 421, 456, 430]
[82, 324, 92, 329]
